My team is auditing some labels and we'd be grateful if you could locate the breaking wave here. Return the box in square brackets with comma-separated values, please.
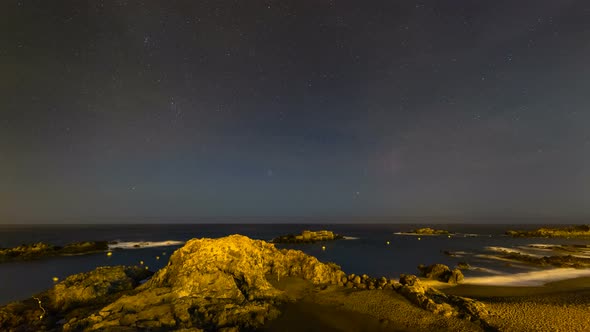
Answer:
[108, 240, 185, 250]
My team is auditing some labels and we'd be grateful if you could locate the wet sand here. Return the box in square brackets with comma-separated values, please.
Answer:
[262, 276, 590, 332]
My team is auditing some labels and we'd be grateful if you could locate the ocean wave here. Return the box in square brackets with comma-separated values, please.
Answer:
[108, 240, 185, 250]
[485, 246, 543, 257]
[393, 232, 440, 236]
[464, 268, 590, 286]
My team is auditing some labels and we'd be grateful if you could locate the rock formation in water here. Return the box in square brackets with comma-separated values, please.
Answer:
[271, 230, 344, 243]
[417, 264, 464, 284]
[0, 241, 109, 263]
[506, 225, 590, 238]
[410, 228, 450, 235]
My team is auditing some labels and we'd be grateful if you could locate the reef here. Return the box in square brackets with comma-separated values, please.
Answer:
[271, 230, 344, 243]
[0, 241, 109, 263]
[506, 225, 590, 238]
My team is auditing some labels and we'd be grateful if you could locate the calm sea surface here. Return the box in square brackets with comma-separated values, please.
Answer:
[0, 223, 588, 304]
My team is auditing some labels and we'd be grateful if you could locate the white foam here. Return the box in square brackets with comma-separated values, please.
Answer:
[342, 236, 359, 240]
[108, 240, 185, 250]
[485, 246, 543, 257]
[393, 232, 440, 236]
[464, 268, 590, 286]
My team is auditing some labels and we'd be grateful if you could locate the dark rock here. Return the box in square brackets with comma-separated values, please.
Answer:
[506, 225, 590, 238]
[448, 269, 464, 284]
[399, 274, 420, 286]
[456, 262, 471, 270]
[417, 264, 464, 284]
[0, 241, 109, 263]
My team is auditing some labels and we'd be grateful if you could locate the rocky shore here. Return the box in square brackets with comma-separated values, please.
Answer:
[506, 225, 590, 238]
[0, 241, 109, 263]
[0, 235, 492, 332]
[271, 230, 344, 243]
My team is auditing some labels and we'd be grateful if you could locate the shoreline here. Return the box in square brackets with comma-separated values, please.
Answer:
[262, 275, 590, 332]
[1, 231, 589, 331]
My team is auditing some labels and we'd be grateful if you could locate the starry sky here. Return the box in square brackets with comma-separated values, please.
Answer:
[1, 1, 589, 223]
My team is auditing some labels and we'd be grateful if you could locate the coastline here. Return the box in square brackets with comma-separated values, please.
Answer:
[1, 228, 589, 331]
[262, 275, 590, 332]
[443, 277, 590, 332]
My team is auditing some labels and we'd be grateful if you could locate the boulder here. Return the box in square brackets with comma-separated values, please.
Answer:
[448, 269, 464, 284]
[417, 264, 464, 284]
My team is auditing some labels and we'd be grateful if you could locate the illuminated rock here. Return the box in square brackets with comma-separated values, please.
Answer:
[68, 235, 345, 331]
[417, 264, 464, 284]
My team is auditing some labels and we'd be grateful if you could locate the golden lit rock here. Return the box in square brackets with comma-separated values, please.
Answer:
[52, 277, 59, 282]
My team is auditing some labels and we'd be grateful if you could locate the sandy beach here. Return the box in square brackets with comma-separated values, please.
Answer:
[262, 276, 590, 332]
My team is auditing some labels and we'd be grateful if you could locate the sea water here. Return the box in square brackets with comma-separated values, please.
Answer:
[0, 223, 588, 304]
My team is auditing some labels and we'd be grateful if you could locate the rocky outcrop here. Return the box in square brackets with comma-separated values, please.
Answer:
[418, 264, 464, 284]
[341, 273, 399, 290]
[397, 274, 496, 331]
[410, 228, 450, 235]
[0, 266, 151, 332]
[5, 235, 343, 331]
[506, 225, 590, 238]
[0, 241, 109, 263]
[271, 230, 344, 243]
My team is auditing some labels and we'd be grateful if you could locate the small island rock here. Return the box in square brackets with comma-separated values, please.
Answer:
[271, 230, 344, 243]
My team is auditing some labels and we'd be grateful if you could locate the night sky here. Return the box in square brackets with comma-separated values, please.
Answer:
[1, 1, 589, 223]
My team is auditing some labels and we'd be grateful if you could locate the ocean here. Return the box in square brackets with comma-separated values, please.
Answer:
[1, 223, 589, 305]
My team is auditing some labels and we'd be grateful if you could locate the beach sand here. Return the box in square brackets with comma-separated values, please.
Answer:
[444, 277, 590, 332]
[262, 277, 483, 331]
[261, 276, 590, 332]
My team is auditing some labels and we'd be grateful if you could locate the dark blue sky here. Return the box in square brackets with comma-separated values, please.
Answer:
[1, 1, 589, 223]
